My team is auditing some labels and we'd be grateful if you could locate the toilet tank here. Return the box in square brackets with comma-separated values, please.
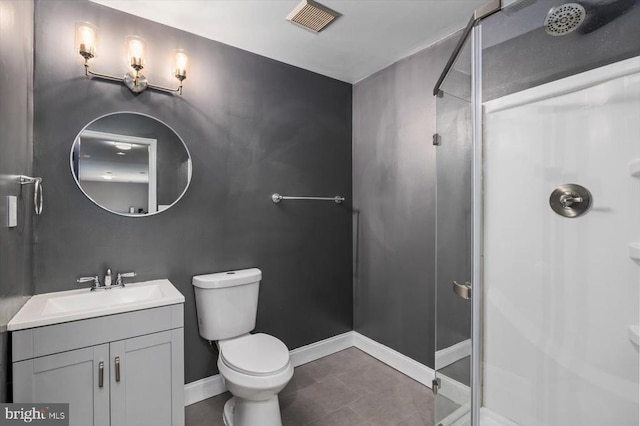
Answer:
[192, 268, 262, 341]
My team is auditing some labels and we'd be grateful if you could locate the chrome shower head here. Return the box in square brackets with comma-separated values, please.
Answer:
[543, 0, 638, 36]
[544, 3, 586, 36]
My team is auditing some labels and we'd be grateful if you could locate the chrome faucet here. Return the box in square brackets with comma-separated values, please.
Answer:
[77, 268, 136, 291]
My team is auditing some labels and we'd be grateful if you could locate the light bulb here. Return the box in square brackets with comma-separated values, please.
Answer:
[173, 50, 188, 81]
[76, 22, 97, 59]
[127, 36, 146, 70]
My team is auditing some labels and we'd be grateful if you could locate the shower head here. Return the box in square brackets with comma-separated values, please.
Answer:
[543, 0, 638, 36]
[544, 3, 586, 36]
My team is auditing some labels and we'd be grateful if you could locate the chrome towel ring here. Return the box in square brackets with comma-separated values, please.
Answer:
[19, 175, 43, 215]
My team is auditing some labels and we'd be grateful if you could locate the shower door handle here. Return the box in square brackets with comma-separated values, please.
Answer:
[453, 281, 472, 300]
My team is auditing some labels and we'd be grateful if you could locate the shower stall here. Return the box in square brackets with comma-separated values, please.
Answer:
[433, 1, 640, 425]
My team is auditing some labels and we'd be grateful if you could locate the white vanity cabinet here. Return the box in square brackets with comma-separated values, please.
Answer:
[12, 304, 184, 426]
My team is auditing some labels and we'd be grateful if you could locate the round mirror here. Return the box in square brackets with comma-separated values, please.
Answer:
[71, 112, 192, 217]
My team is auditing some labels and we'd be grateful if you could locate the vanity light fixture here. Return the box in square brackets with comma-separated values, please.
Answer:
[76, 22, 188, 95]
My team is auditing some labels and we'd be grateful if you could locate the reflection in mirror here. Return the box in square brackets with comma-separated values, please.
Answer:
[71, 112, 191, 217]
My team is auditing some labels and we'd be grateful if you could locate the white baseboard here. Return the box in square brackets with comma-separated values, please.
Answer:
[352, 332, 470, 405]
[184, 374, 226, 406]
[440, 402, 471, 426]
[440, 375, 471, 406]
[435, 339, 471, 369]
[352, 332, 434, 388]
[289, 331, 354, 367]
[184, 331, 468, 407]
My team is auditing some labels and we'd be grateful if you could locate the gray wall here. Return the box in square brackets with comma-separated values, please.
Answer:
[33, 0, 352, 384]
[353, 35, 458, 368]
[0, 0, 34, 402]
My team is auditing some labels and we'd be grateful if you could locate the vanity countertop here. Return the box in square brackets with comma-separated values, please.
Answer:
[7, 279, 184, 331]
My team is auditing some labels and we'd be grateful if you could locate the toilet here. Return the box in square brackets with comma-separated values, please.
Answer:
[192, 268, 293, 426]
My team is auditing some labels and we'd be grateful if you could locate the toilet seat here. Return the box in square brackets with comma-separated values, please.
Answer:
[220, 333, 290, 376]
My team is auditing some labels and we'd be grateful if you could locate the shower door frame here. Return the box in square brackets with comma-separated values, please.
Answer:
[469, 23, 483, 426]
[433, 11, 488, 426]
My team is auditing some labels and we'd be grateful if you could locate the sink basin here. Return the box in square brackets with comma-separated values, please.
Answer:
[41, 284, 165, 315]
[7, 279, 184, 331]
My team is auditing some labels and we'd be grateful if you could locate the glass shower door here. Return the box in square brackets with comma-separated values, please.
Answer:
[434, 36, 473, 426]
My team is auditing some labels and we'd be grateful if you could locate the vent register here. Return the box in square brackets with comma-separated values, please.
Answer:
[286, 0, 340, 33]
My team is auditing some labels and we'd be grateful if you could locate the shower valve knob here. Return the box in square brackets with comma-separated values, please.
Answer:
[550, 184, 592, 218]
[559, 193, 583, 207]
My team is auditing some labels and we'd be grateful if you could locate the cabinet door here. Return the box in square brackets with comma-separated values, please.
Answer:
[110, 329, 184, 426]
[13, 344, 110, 426]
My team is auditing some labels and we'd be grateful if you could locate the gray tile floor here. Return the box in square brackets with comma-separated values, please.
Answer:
[186, 347, 434, 426]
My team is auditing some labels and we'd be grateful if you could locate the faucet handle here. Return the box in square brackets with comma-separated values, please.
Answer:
[116, 272, 137, 287]
[77, 276, 100, 288]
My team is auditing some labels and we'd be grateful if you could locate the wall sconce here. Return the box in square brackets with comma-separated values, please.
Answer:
[76, 22, 187, 95]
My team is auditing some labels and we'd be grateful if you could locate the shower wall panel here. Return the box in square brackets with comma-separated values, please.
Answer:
[482, 57, 640, 426]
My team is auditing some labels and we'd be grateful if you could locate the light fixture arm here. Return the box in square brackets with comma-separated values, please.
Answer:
[83, 58, 184, 95]
[84, 60, 121, 83]
[147, 80, 184, 96]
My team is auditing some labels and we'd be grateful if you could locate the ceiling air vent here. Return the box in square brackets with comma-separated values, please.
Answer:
[286, 0, 340, 33]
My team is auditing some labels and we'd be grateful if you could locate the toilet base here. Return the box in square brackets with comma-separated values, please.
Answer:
[223, 395, 283, 426]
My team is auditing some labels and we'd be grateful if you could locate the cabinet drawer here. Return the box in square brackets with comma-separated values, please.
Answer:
[12, 304, 183, 361]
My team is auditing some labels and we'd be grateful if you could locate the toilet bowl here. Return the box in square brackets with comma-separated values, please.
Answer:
[218, 334, 293, 426]
[192, 269, 293, 426]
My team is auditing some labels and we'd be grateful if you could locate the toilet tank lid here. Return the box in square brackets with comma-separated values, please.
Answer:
[192, 268, 262, 289]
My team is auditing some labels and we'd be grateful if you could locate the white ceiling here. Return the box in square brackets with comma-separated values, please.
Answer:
[90, 0, 486, 83]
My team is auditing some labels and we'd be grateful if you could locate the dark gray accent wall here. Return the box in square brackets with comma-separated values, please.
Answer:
[33, 0, 352, 384]
[0, 0, 34, 402]
[353, 35, 458, 368]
